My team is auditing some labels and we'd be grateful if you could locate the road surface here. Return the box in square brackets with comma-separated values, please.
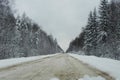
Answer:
[0, 54, 114, 80]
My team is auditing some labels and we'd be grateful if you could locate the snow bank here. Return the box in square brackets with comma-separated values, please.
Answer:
[79, 75, 106, 80]
[50, 78, 60, 80]
[69, 53, 120, 80]
[0, 54, 57, 68]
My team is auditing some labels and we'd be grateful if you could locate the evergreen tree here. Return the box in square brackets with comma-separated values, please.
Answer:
[99, 0, 109, 32]
[0, 0, 63, 59]
[83, 10, 98, 55]
[16, 13, 63, 57]
[67, 0, 120, 60]
[98, 0, 109, 43]
[0, 0, 16, 59]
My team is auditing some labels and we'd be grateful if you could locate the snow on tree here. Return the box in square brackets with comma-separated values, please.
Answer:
[67, 0, 120, 60]
[83, 9, 99, 55]
[0, 0, 63, 59]
[0, 0, 16, 59]
[98, 0, 109, 43]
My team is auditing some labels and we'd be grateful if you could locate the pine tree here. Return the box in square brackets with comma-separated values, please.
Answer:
[99, 0, 109, 32]
[0, 0, 63, 59]
[83, 10, 99, 55]
[92, 9, 99, 46]
[67, 0, 120, 60]
[116, 1, 120, 40]
[16, 13, 63, 57]
[0, 0, 16, 59]
[109, 0, 118, 32]
[98, 0, 109, 43]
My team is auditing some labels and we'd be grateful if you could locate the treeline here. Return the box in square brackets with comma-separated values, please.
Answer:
[0, 0, 63, 59]
[67, 0, 120, 60]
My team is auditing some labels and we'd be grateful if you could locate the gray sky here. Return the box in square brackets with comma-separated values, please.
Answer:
[15, 0, 100, 51]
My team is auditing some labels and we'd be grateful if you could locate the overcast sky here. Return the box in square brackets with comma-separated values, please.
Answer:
[15, 0, 100, 51]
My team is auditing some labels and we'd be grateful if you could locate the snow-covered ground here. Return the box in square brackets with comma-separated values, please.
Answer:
[79, 75, 106, 80]
[0, 54, 58, 69]
[50, 76, 105, 80]
[50, 78, 60, 80]
[69, 53, 120, 80]
[0, 53, 119, 80]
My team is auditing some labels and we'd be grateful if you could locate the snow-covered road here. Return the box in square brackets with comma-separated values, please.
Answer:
[0, 54, 114, 80]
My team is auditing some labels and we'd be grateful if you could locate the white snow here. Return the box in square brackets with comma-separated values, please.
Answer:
[50, 76, 105, 80]
[79, 75, 106, 80]
[69, 53, 120, 80]
[50, 78, 60, 80]
[0, 54, 57, 69]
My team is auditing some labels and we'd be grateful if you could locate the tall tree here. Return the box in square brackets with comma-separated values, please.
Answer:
[83, 10, 99, 55]
[0, 0, 16, 59]
[98, 0, 109, 43]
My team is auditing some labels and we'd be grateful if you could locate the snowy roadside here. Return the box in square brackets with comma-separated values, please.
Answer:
[69, 53, 120, 80]
[50, 76, 106, 80]
[0, 53, 58, 69]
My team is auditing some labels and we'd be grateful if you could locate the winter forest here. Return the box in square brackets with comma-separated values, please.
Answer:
[0, 0, 63, 59]
[67, 0, 120, 60]
[0, 0, 120, 60]
[0, 0, 120, 80]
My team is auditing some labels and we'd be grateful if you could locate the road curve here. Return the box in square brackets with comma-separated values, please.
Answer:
[0, 54, 115, 80]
